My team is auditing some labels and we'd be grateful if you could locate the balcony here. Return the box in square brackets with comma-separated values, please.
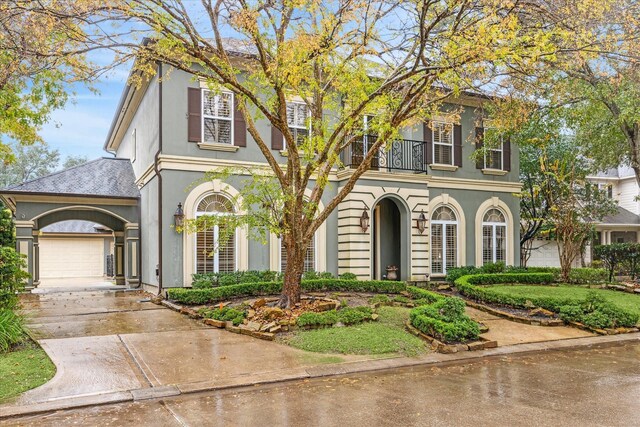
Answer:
[340, 136, 428, 173]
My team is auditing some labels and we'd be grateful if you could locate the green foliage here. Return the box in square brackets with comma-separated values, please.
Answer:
[339, 272, 358, 280]
[302, 271, 334, 280]
[0, 142, 61, 188]
[410, 297, 480, 343]
[191, 270, 281, 289]
[168, 279, 407, 305]
[0, 309, 24, 352]
[0, 342, 56, 402]
[392, 296, 410, 304]
[296, 311, 338, 327]
[0, 207, 14, 247]
[0, 247, 28, 310]
[296, 306, 374, 327]
[595, 243, 640, 281]
[406, 286, 445, 304]
[368, 295, 391, 305]
[198, 306, 246, 326]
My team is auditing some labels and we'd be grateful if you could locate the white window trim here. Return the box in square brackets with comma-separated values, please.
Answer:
[284, 100, 311, 149]
[431, 211, 458, 275]
[481, 217, 507, 265]
[278, 234, 317, 273]
[483, 127, 504, 171]
[201, 89, 234, 145]
[432, 121, 454, 166]
[194, 200, 238, 274]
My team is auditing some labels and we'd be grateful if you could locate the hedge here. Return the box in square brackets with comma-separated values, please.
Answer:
[446, 265, 608, 285]
[454, 273, 639, 328]
[167, 279, 407, 305]
[409, 297, 480, 343]
[297, 307, 373, 327]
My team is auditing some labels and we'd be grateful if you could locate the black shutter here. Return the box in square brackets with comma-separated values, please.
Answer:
[187, 88, 201, 143]
[233, 96, 246, 147]
[475, 127, 484, 169]
[503, 137, 511, 171]
[453, 124, 462, 167]
[423, 121, 433, 165]
[271, 124, 284, 150]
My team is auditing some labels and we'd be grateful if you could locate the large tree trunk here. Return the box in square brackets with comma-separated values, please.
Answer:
[279, 235, 306, 307]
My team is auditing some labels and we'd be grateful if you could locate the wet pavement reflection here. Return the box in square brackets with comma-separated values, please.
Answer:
[7, 342, 640, 427]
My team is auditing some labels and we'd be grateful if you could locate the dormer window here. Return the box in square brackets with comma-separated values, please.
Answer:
[202, 90, 233, 145]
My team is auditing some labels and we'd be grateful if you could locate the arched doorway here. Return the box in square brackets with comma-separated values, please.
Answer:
[371, 196, 410, 280]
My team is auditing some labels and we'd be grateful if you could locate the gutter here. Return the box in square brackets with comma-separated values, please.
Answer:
[155, 62, 164, 295]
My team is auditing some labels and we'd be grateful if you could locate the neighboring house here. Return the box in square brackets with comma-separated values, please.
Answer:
[0, 57, 521, 291]
[527, 165, 640, 268]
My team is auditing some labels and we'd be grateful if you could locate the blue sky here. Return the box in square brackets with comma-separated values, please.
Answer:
[40, 67, 129, 160]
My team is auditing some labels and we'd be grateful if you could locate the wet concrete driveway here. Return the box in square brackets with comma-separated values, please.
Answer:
[7, 342, 640, 426]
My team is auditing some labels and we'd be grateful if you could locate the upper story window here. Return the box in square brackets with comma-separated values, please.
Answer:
[432, 122, 454, 165]
[202, 90, 233, 145]
[598, 183, 613, 198]
[286, 101, 310, 146]
[483, 128, 503, 170]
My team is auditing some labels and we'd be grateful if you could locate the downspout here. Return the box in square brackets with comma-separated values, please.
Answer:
[154, 62, 164, 295]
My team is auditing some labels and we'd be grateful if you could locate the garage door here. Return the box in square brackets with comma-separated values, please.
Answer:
[40, 237, 105, 279]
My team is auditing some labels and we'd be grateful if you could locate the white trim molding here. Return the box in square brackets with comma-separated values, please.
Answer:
[474, 197, 514, 266]
[427, 194, 466, 276]
[182, 180, 249, 286]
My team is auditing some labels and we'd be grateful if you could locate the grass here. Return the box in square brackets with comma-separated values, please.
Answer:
[488, 285, 640, 316]
[0, 342, 56, 403]
[282, 307, 428, 357]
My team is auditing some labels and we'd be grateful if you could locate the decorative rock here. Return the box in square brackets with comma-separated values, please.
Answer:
[437, 284, 451, 291]
[247, 321, 262, 331]
[406, 303, 415, 308]
[438, 344, 458, 354]
[371, 314, 379, 321]
[400, 291, 411, 297]
[278, 319, 289, 325]
[226, 324, 241, 334]
[281, 325, 289, 332]
[204, 318, 225, 328]
[263, 307, 285, 320]
[268, 325, 282, 333]
[468, 342, 485, 351]
[316, 302, 337, 312]
[253, 298, 267, 309]
[482, 340, 498, 349]
[529, 307, 555, 317]
[239, 325, 253, 335]
[261, 321, 277, 332]
[255, 332, 275, 341]
[247, 309, 256, 319]
[455, 344, 469, 352]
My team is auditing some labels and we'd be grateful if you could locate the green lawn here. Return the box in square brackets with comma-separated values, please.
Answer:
[0, 343, 56, 402]
[489, 285, 640, 316]
[282, 306, 428, 357]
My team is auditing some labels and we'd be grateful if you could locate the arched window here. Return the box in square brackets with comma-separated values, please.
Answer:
[195, 194, 236, 273]
[280, 235, 316, 273]
[431, 206, 458, 275]
[482, 208, 506, 265]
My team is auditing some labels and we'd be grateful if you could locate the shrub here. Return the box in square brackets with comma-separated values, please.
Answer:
[445, 266, 481, 283]
[566, 268, 608, 284]
[339, 272, 358, 280]
[406, 286, 445, 304]
[595, 243, 640, 281]
[410, 297, 480, 343]
[191, 271, 282, 288]
[337, 307, 373, 325]
[482, 261, 506, 274]
[582, 311, 613, 329]
[0, 309, 24, 352]
[168, 279, 407, 305]
[198, 306, 246, 326]
[297, 310, 338, 327]
[558, 305, 584, 323]
[0, 247, 28, 310]
[368, 295, 391, 305]
[302, 271, 334, 280]
[393, 296, 410, 304]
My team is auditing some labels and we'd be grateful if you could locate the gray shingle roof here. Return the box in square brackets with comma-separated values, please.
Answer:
[41, 220, 112, 234]
[601, 206, 640, 225]
[4, 158, 139, 199]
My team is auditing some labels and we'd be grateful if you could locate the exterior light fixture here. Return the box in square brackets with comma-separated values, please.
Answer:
[360, 208, 370, 233]
[416, 210, 427, 234]
[174, 202, 185, 229]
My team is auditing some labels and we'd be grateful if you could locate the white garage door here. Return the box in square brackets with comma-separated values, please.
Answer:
[40, 237, 105, 279]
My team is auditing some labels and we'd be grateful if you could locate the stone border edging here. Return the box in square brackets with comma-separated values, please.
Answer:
[404, 321, 497, 353]
[462, 298, 565, 326]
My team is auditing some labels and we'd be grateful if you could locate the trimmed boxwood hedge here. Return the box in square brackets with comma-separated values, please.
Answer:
[409, 297, 480, 343]
[455, 273, 639, 328]
[167, 279, 407, 305]
[297, 307, 374, 327]
[446, 266, 608, 284]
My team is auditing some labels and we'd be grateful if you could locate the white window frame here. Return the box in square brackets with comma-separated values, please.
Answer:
[430, 207, 458, 275]
[483, 127, 504, 170]
[284, 100, 311, 149]
[432, 121, 454, 166]
[279, 234, 317, 273]
[201, 89, 234, 145]
[194, 196, 237, 274]
[482, 210, 507, 265]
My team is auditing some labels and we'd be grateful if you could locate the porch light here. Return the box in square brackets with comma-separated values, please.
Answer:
[174, 202, 185, 229]
[416, 211, 427, 234]
[360, 208, 370, 233]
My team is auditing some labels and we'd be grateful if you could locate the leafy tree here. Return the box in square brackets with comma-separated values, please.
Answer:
[0, 143, 60, 189]
[0, 246, 27, 309]
[0, 206, 14, 248]
[62, 155, 89, 170]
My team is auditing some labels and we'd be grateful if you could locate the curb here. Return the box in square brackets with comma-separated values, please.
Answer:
[2, 332, 639, 420]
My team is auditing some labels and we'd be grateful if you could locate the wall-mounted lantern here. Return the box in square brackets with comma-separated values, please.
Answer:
[360, 208, 370, 233]
[416, 210, 427, 234]
[174, 202, 185, 229]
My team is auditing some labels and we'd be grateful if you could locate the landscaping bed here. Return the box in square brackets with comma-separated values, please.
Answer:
[0, 340, 56, 403]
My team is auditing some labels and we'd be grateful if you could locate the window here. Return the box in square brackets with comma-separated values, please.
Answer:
[286, 101, 310, 147]
[483, 128, 503, 170]
[431, 206, 458, 275]
[195, 194, 236, 273]
[280, 235, 316, 273]
[598, 183, 613, 198]
[482, 208, 507, 265]
[202, 90, 233, 144]
[432, 122, 454, 165]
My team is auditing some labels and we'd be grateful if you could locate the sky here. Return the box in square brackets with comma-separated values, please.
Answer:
[39, 64, 130, 161]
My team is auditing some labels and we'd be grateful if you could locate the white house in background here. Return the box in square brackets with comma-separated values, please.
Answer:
[527, 165, 640, 268]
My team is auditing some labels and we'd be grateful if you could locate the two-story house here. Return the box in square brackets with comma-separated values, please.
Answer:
[1, 60, 521, 291]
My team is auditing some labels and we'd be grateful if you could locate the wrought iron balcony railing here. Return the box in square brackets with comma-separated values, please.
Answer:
[340, 136, 428, 173]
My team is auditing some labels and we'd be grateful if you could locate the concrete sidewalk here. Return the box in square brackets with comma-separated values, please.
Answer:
[2, 289, 638, 420]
